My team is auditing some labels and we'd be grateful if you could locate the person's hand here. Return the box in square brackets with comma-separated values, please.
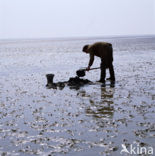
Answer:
[86, 66, 90, 71]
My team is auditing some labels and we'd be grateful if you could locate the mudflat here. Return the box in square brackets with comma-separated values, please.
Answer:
[0, 36, 155, 155]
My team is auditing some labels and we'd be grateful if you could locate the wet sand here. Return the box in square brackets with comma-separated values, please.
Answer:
[0, 36, 155, 155]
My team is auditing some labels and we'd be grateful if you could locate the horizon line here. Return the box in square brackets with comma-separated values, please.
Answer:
[0, 34, 155, 43]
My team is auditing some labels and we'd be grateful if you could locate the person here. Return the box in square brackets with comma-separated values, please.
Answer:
[82, 42, 115, 83]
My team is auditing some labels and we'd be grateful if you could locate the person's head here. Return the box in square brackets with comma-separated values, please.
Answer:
[82, 45, 89, 53]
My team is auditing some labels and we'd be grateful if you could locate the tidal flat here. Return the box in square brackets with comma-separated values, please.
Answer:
[0, 36, 155, 156]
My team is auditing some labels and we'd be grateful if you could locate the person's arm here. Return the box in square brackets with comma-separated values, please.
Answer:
[86, 53, 94, 71]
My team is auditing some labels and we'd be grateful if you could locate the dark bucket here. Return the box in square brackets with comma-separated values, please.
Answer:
[46, 74, 54, 84]
[76, 69, 86, 77]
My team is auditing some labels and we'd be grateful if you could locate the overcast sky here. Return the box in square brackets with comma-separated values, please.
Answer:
[0, 0, 155, 39]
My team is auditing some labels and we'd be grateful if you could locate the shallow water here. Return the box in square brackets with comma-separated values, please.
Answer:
[0, 37, 155, 156]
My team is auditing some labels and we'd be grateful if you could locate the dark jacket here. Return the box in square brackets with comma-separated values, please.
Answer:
[87, 42, 113, 67]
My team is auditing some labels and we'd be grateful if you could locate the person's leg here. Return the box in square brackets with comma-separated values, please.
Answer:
[107, 45, 115, 81]
[109, 62, 115, 81]
[98, 59, 106, 83]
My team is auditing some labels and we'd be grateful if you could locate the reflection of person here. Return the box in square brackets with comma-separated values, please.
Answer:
[82, 42, 115, 83]
[101, 87, 114, 100]
[84, 87, 114, 120]
[100, 87, 114, 118]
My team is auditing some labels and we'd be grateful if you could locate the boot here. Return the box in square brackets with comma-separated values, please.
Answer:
[97, 79, 105, 83]
[106, 77, 115, 81]
[97, 70, 106, 83]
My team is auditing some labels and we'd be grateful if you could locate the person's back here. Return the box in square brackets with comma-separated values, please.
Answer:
[88, 42, 113, 68]
[88, 42, 112, 57]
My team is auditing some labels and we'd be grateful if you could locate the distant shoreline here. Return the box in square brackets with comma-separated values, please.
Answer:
[0, 34, 155, 44]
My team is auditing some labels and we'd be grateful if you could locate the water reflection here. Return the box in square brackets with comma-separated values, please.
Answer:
[85, 87, 114, 120]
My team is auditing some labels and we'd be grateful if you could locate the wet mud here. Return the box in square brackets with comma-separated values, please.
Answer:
[0, 37, 155, 156]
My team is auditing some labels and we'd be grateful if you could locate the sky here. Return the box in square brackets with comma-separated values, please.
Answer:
[0, 0, 155, 39]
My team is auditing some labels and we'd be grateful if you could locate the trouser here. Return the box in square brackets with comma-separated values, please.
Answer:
[100, 59, 115, 82]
